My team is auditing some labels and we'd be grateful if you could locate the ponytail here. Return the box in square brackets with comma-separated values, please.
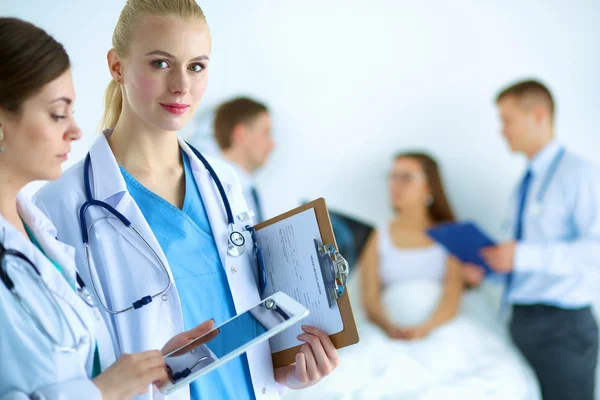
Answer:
[98, 79, 122, 131]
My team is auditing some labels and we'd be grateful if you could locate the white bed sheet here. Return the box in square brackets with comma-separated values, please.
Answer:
[283, 275, 541, 400]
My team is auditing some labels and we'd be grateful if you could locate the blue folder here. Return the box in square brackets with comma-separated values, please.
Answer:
[426, 221, 496, 274]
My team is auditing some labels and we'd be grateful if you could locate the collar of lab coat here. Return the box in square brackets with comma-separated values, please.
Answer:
[0, 193, 95, 332]
[14, 192, 78, 285]
[180, 139, 235, 269]
[87, 130, 239, 272]
[88, 130, 234, 205]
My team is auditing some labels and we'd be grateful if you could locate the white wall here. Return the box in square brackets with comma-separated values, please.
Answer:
[3, 1, 600, 396]
[3, 0, 600, 237]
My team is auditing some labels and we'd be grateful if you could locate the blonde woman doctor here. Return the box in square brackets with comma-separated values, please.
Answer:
[0, 17, 218, 400]
[34, 1, 339, 400]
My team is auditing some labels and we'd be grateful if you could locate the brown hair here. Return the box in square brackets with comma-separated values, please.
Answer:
[99, 0, 208, 131]
[214, 97, 269, 150]
[0, 18, 70, 115]
[394, 152, 456, 223]
[495, 79, 555, 120]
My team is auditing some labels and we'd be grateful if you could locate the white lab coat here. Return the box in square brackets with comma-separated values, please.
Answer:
[0, 193, 115, 399]
[33, 132, 280, 400]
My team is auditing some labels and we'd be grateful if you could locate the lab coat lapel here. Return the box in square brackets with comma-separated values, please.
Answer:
[88, 132, 173, 281]
[194, 167, 230, 271]
[18, 195, 77, 283]
[6, 197, 97, 336]
[110, 193, 175, 282]
[180, 141, 232, 271]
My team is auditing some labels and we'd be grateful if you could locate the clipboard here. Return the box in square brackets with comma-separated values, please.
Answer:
[327, 209, 374, 269]
[301, 201, 374, 273]
[255, 198, 360, 368]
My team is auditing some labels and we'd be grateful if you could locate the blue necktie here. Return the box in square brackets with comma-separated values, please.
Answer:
[514, 170, 533, 241]
[250, 186, 264, 223]
[504, 169, 533, 306]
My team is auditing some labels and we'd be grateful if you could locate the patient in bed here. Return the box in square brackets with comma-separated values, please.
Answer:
[360, 152, 462, 339]
[282, 152, 541, 400]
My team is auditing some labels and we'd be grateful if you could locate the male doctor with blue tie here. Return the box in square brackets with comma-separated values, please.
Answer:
[464, 79, 600, 400]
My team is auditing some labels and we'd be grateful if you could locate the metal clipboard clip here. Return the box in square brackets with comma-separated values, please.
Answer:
[314, 239, 349, 308]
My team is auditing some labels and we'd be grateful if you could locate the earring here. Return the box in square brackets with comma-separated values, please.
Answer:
[0, 129, 4, 152]
[425, 195, 434, 206]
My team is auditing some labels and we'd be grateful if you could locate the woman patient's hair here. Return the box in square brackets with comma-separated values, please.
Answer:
[394, 152, 456, 224]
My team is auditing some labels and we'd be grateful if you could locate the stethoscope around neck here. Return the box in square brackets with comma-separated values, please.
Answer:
[526, 146, 566, 218]
[78, 143, 247, 315]
[502, 146, 567, 232]
[0, 238, 94, 353]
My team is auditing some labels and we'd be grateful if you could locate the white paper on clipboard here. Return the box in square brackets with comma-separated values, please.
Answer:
[255, 208, 344, 353]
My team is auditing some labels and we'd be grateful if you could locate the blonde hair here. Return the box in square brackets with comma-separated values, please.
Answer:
[99, 0, 208, 131]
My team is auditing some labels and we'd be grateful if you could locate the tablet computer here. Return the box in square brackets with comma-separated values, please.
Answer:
[159, 291, 309, 394]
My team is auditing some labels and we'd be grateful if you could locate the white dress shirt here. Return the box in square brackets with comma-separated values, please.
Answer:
[507, 140, 600, 308]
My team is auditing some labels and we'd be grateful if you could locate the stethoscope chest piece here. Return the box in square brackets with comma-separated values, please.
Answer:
[227, 228, 246, 257]
[265, 298, 275, 309]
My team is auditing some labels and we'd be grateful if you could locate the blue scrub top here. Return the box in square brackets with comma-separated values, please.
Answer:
[120, 151, 255, 400]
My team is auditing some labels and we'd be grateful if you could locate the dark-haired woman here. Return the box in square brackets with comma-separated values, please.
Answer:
[0, 17, 212, 400]
[361, 152, 462, 340]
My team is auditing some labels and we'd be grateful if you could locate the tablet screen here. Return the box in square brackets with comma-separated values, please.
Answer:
[160, 292, 308, 394]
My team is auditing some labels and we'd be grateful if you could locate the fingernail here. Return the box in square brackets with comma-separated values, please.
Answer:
[210, 318, 215, 323]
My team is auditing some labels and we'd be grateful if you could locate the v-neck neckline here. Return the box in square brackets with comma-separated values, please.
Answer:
[118, 150, 192, 214]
